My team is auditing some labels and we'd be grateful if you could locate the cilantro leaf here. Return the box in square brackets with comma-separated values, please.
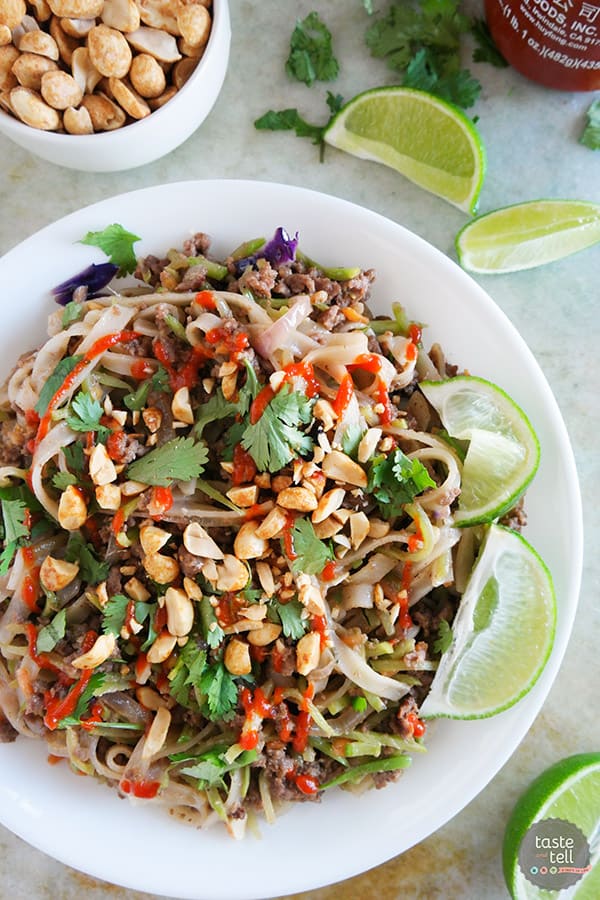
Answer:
[365, 1, 479, 109]
[241, 384, 314, 473]
[200, 596, 225, 649]
[289, 517, 334, 575]
[200, 661, 238, 722]
[64, 441, 85, 474]
[254, 107, 326, 144]
[35, 355, 82, 417]
[286, 11, 340, 87]
[1, 498, 29, 544]
[402, 47, 481, 108]
[362, 0, 374, 13]
[368, 449, 436, 519]
[180, 749, 258, 788]
[194, 364, 257, 439]
[126, 437, 209, 486]
[433, 618, 453, 654]
[269, 599, 308, 640]
[194, 390, 238, 438]
[66, 392, 110, 441]
[101, 593, 130, 636]
[65, 534, 109, 585]
[168, 640, 208, 708]
[124, 364, 170, 411]
[57, 672, 106, 728]
[471, 18, 508, 68]
[580, 98, 600, 151]
[62, 301, 84, 328]
[52, 471, 78, 490]
[37, 609, 67, 653]
[342, 424, 366, 459]
[80, 224, 141, 277]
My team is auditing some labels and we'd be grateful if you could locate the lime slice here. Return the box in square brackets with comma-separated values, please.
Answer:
[420, 376, 540, 526]
[419, 524, 555, 719]
[323, 87, 486, 214]
[456, 199, 600, 273]
[503, 753, 600, 899]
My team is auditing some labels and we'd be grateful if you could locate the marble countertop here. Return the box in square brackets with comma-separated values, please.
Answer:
[0, 1, 598, 898]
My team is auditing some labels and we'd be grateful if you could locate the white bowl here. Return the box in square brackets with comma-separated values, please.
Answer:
[0, 180, 583, 899]
[0, 4, 230, 172]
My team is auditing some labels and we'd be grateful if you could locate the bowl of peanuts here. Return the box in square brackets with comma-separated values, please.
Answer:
[0, 0, 230, 171]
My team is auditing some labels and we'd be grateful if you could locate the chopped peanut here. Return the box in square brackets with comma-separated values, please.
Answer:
[39, 555, 79, 592]
[224, 638, 251, 676]
[296, 631, 321, 675]
[57, 484, 87, 530]
[72, 632, 115, 669]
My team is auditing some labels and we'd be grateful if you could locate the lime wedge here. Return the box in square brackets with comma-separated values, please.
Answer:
[503, 754, 600, 899]
[419, 524, 555, 719]
[323, 87, 486, 214]
[420, 376, 540, 526]
[456, 199, 600, 273]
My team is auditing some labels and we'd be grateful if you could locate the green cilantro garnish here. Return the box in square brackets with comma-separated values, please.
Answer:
[36, 609, 67, 653]
[0, 497, 30, 575]
[580, 98, 600, 151]
[61, 301, 84, 328]
[65, 534, 109, 585]
[433, 618, 453, 654]
[289, 517, 334, 575]
[124, 365, 170, 411]
[471, 18, 508, 68]
[52, 471, 78, 490]
[341, 424, 366, 459]
[34, 355, 82, 417]
[80, 224, 141, 277]
[57, 672, 106, 728]
[254, 91, 344, 152]
[179, 749, 258, 788]
[286, 11, 340, 87]
[269, 598, 307, 640]
[66, 392, 110, 441]
[101, 594, 153, 637]
[402, 48, 481, 109]
[200, 660, 239, 722]
[365, 0, 481, 110]
[368, 449, 436, 519]
[126, 437, 209, 487]
[200, 596, 225, 649]
[241, 384, 314, 473]
[168, 641, 208, 707]
[194, 390, 239, 438]
[63, 441, 85, 474]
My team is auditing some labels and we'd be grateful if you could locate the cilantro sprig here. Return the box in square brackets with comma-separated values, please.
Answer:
[0, 496, 30, 575]
[368, 449, 436, 519]
[57, 673, 106, 729]
[241, 384, 314, 473]
[126, 437, 209, 487]
[37, 610, 67, 653]
[288, 517, 334, 575]
[167, 639, 239, 721]
[580, 98, 600, 151]
[101, 593, 153, 636]
[80, 224, 141, 277]
[268, 598, 307, 640]
[65, 534, 109, 585]
[66, 392, 110, 441]
[286, 11, 340, 86]
[254, 91, 344, 154]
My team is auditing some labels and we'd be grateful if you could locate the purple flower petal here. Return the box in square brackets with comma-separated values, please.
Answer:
[52, 262, 119, 306]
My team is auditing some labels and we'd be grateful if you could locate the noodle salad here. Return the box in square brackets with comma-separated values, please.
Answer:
[0, 225, 516, 838]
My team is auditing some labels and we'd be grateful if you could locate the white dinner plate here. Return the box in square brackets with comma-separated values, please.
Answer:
[0, 180, 583, 899]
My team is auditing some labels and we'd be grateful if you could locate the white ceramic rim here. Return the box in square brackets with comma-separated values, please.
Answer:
[0, 180, 583, 899]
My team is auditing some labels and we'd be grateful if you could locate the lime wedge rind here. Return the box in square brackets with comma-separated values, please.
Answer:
[324, 86, 486, 215]
[419, 525, 556, 721]
[420, 376, 540, 527]
[456, 199, 600, 273]
[503, 754, 600, 900]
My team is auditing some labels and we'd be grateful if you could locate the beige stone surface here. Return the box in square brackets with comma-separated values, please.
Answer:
[0, 0, 598, 898]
